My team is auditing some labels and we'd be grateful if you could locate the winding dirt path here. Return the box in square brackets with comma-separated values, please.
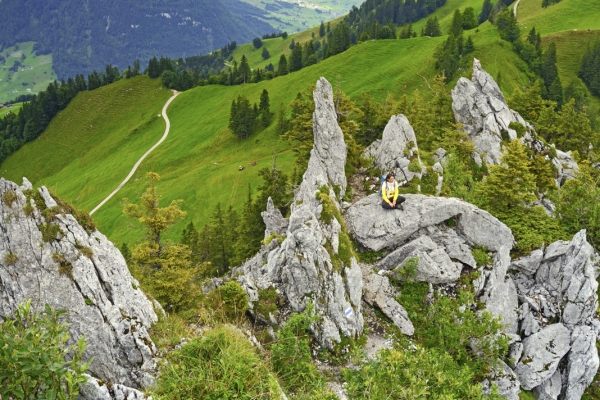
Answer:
[514, 0, 522, 19]
[89, 91, 179, 216]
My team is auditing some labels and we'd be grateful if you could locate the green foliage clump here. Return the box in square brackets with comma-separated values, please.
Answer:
[472, 246, 491, 267]
[421, 167, 439, 195]
[407, 158, 422, 173]
[357, 250, 384, 264]
[317, 186, 357, 271]
[254, 287, 281, 319]
[394, 257, 419, 281]
[342, 345, 502, 399]
[397, 277, 508, 381]
[0, 300, 90, 399]
[209, 281, 249, 321]
[270, 304, 327, 396]
[2, 190, 17, 207]
[476, 139, 567, 254]
[4, 252, 18, 265]
[153, 325, 282, 399]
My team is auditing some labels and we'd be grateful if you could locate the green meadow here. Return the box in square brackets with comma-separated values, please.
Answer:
[0, 103, 21, 117]
[2, 0, 598, 245]
[0, 41, 56, 104]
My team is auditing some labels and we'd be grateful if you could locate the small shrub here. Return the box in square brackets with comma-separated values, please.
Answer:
[254, 287, 281, 319]
[472, 246, 491, 267]
[23, 203, 35, 216]
[357, 250, 384, 264]
[395, 257, 419, 281]
[264, 232, 286, 245]
[40, 222, 61, 242]
[58, 261, 73, 279]
[84, 298, 93, 306]
[420, 167, 439, 195]
[0, 300, 90, 399]
[149, 312, 196, 350]
[4, 252, 18, 265]
[207, 281, 248, 321]
[2, 190, 17, 207]
[53, 195, 96, 234]
[78, 246, 94, 259]
[408, 159, 422, 173]
[508, 121, 527, 138]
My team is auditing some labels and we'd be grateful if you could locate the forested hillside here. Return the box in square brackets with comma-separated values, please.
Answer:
[0, 0, 273, 79]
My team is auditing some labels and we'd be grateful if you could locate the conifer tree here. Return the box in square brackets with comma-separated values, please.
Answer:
[277, 54, 288, 76]
[423, 17, 442, 36]
[476, 140, 537, 216]
[319, 21, 326, 37]
[289, 45, 304, 72]
[239, 55, 251, 84]
[259, 89, 272, 127]
[262, 46, 270, 60]
[123, 172, 195, 309]
[449, 10, 463, 36]
[478, 0, 493, 24]
[462, 7, 479, 30]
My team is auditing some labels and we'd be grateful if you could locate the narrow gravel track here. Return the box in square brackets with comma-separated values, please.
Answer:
[89, 91, 179, 216]
[514, 0, 522, 18]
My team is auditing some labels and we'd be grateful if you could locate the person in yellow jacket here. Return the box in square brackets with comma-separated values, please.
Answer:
[381, 173, 406, 210]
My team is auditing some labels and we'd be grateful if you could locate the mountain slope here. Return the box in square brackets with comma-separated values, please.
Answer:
[0, 0, 273, 79]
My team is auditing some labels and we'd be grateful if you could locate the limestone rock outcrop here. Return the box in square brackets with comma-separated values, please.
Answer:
[452, 58, 530, 165]
[346, 193, 519, 334]
[0, 178, 158, 390]
[236, 77, 363, 349]
[512, 230, 600, 398]
[365, 114, 423, 183]
[451, 59, 578, 187]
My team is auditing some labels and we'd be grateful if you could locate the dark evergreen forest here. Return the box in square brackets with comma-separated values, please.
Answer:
[0, 0, 274, 79]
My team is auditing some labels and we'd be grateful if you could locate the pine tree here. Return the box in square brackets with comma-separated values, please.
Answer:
[276, 103, 289, 135]
[120, 243, 132, 264]
[478, 0, 493, 24]
[122, 172, 194, 309]
[232, 186, 264, 265]
[277, 54, 288, 76]
[259, 89, 272, 127]
[461, 7, 479, 30]
[476, 140, 537, 216]
[495, 9, 520, 42]
[449, 9, 463, 36]
[181, 222, 200, 263]
[319, 21, 326, 37]
[262, 46, 270, 60]
[289, 39, 296, 50]
[423, 17, 442, 37]
[209, 203, 230, 275]
[289, 45, 303, 72]
[239, 55, 251, 84]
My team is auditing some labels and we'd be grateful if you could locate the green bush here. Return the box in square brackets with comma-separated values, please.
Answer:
[397, 280, 508, 380]
[472, 246, 491, 267]
[215, 281, 249, 320]
[153, 324, 282, 399]
[270, 304, 326, 396]
[0, 300, 90, 399]
[394, 257, 419, 281]
[342, 345, 503, 399]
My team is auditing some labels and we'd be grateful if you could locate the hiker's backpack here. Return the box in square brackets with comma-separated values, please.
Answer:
[377, 175, 387, 196]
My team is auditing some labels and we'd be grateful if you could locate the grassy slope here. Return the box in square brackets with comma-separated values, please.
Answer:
[0, 103, 22, 117]
[2, 0, 593, 244]
[229, 17, 344, 71]
[238, 0, 356, 32]
[517, 0, 600, 36]
[0, 42, 56, 104]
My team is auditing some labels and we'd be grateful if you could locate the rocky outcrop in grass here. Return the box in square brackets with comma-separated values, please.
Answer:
[0, 178, 158, 392]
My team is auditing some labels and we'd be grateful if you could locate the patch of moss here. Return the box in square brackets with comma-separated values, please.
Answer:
[2, 191, 17, 207]
[471, 246, 491, 267]
[4, 252, 18, 265]
[508, 122, 527, 138]
[357, 250, 384, 264]
[263, 232, 286, 245]
[40, 223, 61, 242]
[254, 287, 282, 319]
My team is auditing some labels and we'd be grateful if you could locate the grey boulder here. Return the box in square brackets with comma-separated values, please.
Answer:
[362, 273, 414, 335]
[514, 323, 571, 390]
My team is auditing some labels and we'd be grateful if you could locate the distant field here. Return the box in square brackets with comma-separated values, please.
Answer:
[0, 42, 56, 104]
[0, 103, 21, 117]
[517, 0, 600, 36]
[239, 0, 357, 33]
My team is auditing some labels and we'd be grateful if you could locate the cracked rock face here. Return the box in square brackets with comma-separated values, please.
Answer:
[514, 323, 571, 390]
[0, 178, 158, 390]
[452, 58, 530, 165]
[364, 114, 423, 183]
[236, 77, 363, 349]
[512, 230, 599, 398]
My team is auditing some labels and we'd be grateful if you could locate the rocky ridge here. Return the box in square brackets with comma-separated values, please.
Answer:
[0, 178, 157, 396]
[236, 77, 363, 349]
[451, 58, 578, 187]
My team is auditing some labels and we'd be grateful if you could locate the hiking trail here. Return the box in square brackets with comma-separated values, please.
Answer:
[89, 91, 179, 216]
